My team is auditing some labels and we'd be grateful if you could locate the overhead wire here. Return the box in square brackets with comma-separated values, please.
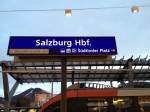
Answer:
[0, 5, 150, 13]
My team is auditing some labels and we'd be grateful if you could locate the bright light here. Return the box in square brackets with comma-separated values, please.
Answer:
[131, 6, 140, 13]
[28, 109, 36, 112]
[104, 101, 108, 105]
[65, 9, 72, 16]
[92, 107, 98, 111]
[113, 100, 118, 104]
[113, 99, 124, 104]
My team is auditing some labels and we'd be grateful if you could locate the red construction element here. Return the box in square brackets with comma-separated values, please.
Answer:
[39, 89, 117, 112]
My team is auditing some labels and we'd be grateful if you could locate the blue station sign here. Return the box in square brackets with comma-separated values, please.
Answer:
[8, 36, 117, 56]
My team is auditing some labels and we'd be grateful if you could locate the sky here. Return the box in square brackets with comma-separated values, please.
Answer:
[0, 0, 150, 97]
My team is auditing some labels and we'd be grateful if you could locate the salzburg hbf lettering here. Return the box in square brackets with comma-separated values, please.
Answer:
[35, 38, 115, 54]
[35, 39, 91, 48]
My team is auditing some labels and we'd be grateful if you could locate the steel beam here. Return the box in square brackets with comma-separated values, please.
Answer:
[9, 81, 19, 101]
[71, 71, 74, 85]
[128, 59, 134, 87]
[2, 69, 150, 74]
[61, 57, 67, 112]
[130, 96, 141, 112]
[1, 63, 10, 112]
[110, 81, 113, 87]
[51, 82, 53, 98]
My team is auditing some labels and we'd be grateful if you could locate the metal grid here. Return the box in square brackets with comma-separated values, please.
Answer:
[0, 56, 150, 83]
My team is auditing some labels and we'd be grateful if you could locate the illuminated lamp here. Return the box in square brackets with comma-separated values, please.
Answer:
[65, 9, 72, 16]
[131, 6, 140, 13]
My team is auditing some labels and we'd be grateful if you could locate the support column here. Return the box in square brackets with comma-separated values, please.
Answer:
[107, 97, 116, 112]
[128, 59, 134, 87]
[9, 81, 19, 101]
[110, 81, 113, 87]
[120, 81, 127, 88]
[51, 82, 53, 98]
[71, 71, 74, 85]
[61, 57, 67, 112]
[1, 63, 10, 112]
[129, 96, 140, 112]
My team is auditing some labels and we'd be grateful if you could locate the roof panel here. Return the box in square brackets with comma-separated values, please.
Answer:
[1, 58, 150, 83]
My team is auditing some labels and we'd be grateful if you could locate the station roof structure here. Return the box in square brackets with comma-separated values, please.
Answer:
[0, 56, 150, 83]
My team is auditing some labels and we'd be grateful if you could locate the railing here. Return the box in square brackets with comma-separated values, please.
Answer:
[78, 82, 114, 89]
